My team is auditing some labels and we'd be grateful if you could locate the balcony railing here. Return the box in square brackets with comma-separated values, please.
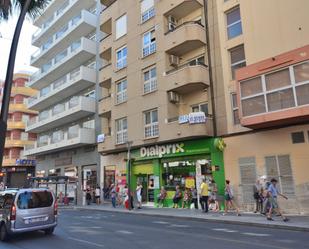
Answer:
[166, 60, 207, 75]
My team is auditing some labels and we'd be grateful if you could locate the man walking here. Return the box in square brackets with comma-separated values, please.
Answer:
[200, 179, 209, 213]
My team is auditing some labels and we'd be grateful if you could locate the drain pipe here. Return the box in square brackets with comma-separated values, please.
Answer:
[203, 0, 217, 137]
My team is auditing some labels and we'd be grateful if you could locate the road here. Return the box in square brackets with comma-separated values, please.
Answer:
[1, 209, 308, 249]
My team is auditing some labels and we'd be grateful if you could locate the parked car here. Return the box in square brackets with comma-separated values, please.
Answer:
[0, 188, 58, 241]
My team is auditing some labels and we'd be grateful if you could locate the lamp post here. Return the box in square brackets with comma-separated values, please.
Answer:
[126, 141, 133, 210]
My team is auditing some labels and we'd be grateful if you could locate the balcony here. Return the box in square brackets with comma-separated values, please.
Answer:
[7, 121, 26, 130]
[2, 157, 17, 167]
[24, 128, 95, 156]
[27, 66, 96, 111]
[99, 95, 112, 116]
[165, 22, 206, 56]
[5, 139, 35, 148]
[28, 38, 96, 89]
[11, 87, 37, 97]
[101, 0, 116, 8]
[31, 10, 97, 67]
[32, 0, 96, 46]
[165, 62, 209, 94]
[99, 63, 112, 87]
[26, 96, 96, 133]
[8, 103, 37, 115]
[161, 0, 203, 18]
[237, 46, 309, 129]
[100, 34, 112, 55]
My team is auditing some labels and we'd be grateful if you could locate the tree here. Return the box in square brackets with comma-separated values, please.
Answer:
[0, 0, 50, 171]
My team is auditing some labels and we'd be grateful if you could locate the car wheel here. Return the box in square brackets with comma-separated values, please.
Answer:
[0, 224, 9, 242]
[44, 227, 55, 235]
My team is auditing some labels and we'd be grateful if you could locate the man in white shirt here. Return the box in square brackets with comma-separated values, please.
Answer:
[136, 183, 143, 209]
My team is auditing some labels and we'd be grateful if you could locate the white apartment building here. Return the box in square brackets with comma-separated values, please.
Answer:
[25, 0, 101, 204]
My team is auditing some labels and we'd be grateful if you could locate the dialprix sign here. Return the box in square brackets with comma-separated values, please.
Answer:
[140, 143, 185, 158]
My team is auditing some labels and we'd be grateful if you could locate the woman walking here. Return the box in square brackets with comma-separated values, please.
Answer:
[224, 180, 240, 216]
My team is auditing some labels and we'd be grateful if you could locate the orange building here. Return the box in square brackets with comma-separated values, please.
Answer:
[0, 72, 38, 187]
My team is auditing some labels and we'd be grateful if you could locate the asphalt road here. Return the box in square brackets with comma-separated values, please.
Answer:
[1, 209, 308, 249]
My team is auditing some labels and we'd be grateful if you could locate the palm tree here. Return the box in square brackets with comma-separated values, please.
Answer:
[0, 0, 50, 171]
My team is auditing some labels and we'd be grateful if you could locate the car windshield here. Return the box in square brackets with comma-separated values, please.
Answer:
[17, 191, 53, 209]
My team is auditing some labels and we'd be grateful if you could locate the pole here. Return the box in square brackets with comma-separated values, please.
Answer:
[0, 0, 32, 170]
[203, 0, 217, 137]
[126, 141, 133, 210]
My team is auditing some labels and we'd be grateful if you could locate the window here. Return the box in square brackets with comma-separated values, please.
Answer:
[192, 102, 208, 116]
[265, 155, 295, 195]
[38, 135, 49, 147]
[83, 119, 95, 129]
[230, 45, 246, 79]
[291, 132, 305, 144]
[39, 110, 49, 121]
[52, 103, 65, 115]
[116, 46, 127, 70]
[68, 125, 79, 139]
[116, 14, 127, 39]
[231, 93, 240, 125]
[226, 7, 242, 39]
[143, 67, 157, 94]
[141, 0, 155, 23]
[189, 56, 205, 66]
[116, 79, 127, 104]
[17, 191, 53, 209]
[116, 118, 128, 144]
[85, 90, 95, 99]
[143, 29, 156, 57]
[51, 130, 64, 144]
[144, 109, 159, 138]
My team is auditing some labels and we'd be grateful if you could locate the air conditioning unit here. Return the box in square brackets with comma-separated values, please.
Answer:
[168, 91, 180, 103]
[169, 55, 179, 67]
[168, 22, 176, 31]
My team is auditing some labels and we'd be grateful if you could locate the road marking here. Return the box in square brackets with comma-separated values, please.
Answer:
[152, 221, 169, 224]
[242, 232, 270, 237]
[89, 226, 104, 229]
[169, 224, 190, 228]
[212, 228, 237, 233]
[68, 237, 104, 248]
[117, 230, 133, 234]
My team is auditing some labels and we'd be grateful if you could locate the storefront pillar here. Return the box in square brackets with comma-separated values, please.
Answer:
[153, 159, 161, 206]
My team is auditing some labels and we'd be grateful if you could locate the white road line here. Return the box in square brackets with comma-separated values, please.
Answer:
[117, 230, 133, 234]
[242, 232, 270, 237]
[68, 237, 104, 248]
[169, 224, 190, 228]
[212, 228, 238, 233]
[152, 221, 170, 224]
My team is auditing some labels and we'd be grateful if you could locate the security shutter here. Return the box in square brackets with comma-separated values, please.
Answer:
[239, 157, 257, 204]
[265, 155, 295, 196]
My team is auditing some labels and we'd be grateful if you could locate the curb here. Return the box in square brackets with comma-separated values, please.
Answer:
[60, 206, 309, 232]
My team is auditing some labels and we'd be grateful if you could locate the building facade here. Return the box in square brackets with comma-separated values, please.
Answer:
[98, 0, 309, 213]
[0, 73, 37, 188]
[25, 0, 101, 204]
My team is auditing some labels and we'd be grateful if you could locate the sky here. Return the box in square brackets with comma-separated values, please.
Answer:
[0, 15, 38, 81]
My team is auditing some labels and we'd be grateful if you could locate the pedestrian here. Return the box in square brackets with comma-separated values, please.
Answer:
[266, 178, 289, 222]
[95, 185, 101, 205]
[172, 184, 182, 208]
[157, 186, 167, 207]
[200, 179, 209, 213]
[209, 199, 219, 212]
[122, 184, 128, 207]
[253, 179, 262, 213]
[86, 189, 92, 205]
[182, 188, 191, 209]
[190, 187, 198, 209]
[110, 184, 116, 208]
[208, 179, 218, 207]
[136, 182, 143, 209]
[58, 191, 63, 204]
[223, 180, 240, 216]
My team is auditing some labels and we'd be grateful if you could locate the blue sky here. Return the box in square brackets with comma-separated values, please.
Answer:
[0, 16, 38, 81]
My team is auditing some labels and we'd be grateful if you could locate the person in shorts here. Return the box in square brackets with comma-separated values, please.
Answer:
[136, 182, 143, 209]
[267, 178, 289, 222]
[95, 185, 101, 205]
[224, 180, 240, 216]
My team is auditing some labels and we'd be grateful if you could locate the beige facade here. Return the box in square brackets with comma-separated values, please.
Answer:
[99, 0, 309, 213]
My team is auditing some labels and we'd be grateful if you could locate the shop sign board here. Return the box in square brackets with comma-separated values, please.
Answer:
[179, 112, 206, 124]
[140, 143, 185, 158]
[16, 159, 36, 166]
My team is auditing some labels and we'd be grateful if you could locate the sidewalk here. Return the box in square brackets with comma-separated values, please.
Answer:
[60, 203, 309, 232]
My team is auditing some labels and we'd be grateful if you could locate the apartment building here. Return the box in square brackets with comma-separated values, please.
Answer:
[98, 0, 309, 213]
[98, 0, 226, 206]
[25, 0, 101, 204]
[0, 73, 37, 188]
[215, 0, 309, 214]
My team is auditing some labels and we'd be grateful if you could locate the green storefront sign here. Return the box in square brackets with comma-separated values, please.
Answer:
[129, 138, 226, 208]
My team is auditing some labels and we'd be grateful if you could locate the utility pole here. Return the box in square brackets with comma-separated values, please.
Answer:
[126, 141, 133, 210]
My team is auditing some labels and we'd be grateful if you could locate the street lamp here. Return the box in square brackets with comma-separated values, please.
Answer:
[126, 141, 133, 210]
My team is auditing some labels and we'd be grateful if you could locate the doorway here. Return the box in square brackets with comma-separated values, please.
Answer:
[136, 174, 155, 203]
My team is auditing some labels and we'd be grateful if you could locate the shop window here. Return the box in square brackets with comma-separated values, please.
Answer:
[226, 7, 242, 39]
[265, 155, 295, 195]
[229, 45, 246, 80]
[291, 131, 305, 144]
[239, 157, 257, 204]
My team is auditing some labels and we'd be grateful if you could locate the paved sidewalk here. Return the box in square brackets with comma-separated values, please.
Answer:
[60, 204, 309, 232]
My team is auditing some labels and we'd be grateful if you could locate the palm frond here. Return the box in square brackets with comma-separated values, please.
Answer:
[0, 0, 12, 20]
[14, 0, 51, 20]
